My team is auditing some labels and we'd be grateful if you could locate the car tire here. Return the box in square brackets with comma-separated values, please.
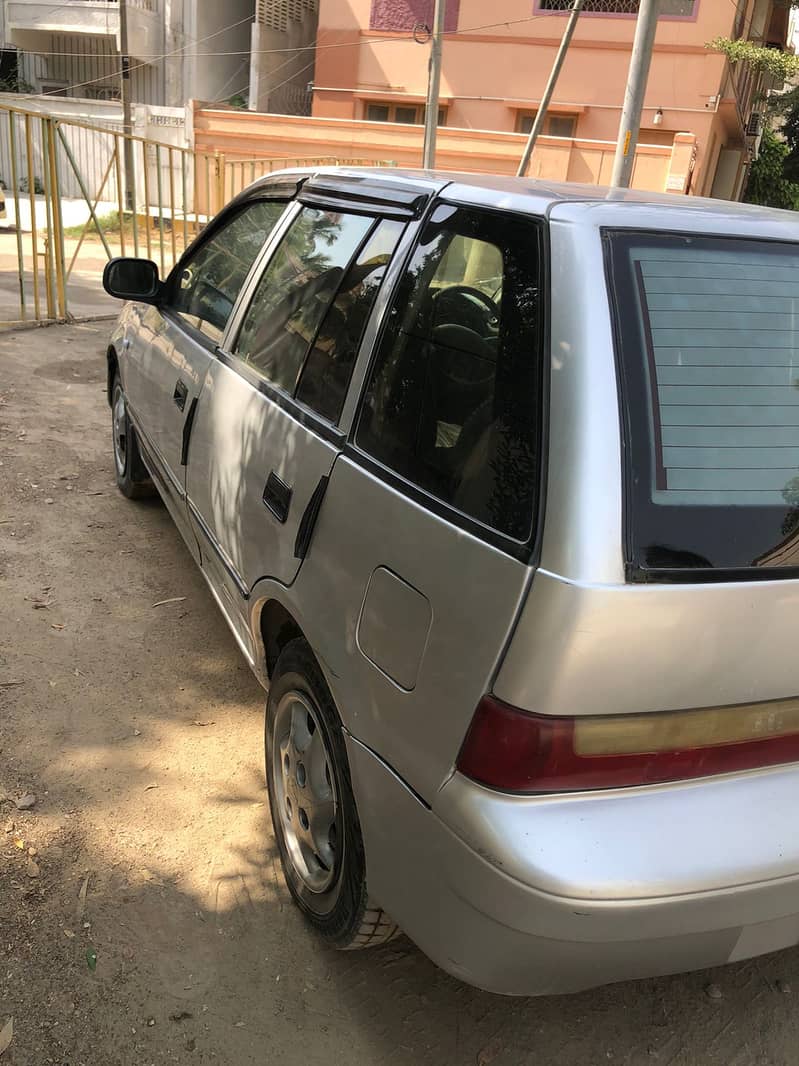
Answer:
[111, 371, 156, 500]
[266, 638, 398, 950]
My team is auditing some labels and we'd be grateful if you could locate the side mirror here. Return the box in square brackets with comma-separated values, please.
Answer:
[103, 257, 161, 304]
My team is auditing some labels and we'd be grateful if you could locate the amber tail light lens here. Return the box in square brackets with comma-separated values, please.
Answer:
[456, 695, 799, 793]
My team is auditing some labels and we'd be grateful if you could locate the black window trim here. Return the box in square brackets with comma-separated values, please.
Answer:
[291, 215, 381, 403]
[221, 199, 374, 360]
[345, 199, 551, 565]
[603, 223, 799, 585]
[221, 203, 411, 435]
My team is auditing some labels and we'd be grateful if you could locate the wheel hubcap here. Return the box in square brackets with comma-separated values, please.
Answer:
[273, 692, 338, 894]
[112, 388, 128, 477]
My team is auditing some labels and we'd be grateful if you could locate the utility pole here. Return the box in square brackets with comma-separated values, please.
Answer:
[517, 0, 584, 178]
[610, 0, 660, 189]
[119, 0, 135, 212]
[422, 0, 446, 169]
[249, 11, 265, 112]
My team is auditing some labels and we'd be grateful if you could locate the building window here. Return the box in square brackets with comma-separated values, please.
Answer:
[516, 112, 577, 138]
[366, 102, 446, 125]
[537, 0, 695, 15]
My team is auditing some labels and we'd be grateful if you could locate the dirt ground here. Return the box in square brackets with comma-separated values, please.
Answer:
[0, 230, 117, 323]
[0, 229, 174, 325]
[3, 323, 799, 1066]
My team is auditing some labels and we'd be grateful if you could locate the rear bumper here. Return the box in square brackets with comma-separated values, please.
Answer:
[346, 737, 799, 995]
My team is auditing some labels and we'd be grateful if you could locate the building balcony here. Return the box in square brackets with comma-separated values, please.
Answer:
[4, 0, 160, 61]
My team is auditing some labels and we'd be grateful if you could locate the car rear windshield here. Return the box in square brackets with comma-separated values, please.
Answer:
[606, 229, 799, 579]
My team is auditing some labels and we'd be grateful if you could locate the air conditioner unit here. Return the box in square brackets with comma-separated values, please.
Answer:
[746, 112, 764, 138]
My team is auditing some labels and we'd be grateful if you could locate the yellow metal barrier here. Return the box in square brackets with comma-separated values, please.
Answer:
[0, 100, 390, 329]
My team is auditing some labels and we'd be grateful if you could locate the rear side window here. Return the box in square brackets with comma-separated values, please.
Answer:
[295, 219, 405, 423]
[233, 207, 375, 395]
[355, 205, 544, 543]
[608, 230, 799, 576]
[169, 199, 286, 343]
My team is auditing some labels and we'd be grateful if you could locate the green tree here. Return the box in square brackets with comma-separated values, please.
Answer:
[706, 37, 799, 83]
[743, 128, 799, 210]
[772, 84, 799, 183]
[0, 72, 34, 93]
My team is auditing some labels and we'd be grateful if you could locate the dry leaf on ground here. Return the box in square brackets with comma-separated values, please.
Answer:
[76, 875, 89, 920]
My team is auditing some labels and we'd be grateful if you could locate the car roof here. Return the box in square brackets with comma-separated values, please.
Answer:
[252, 165, 799, 235]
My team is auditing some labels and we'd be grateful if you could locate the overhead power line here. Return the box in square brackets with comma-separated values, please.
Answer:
[19, 11, 586, 101]
[17, 13, 255, 100]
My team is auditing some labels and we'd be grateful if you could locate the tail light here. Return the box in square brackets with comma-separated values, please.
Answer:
[456, 694, 799, 793]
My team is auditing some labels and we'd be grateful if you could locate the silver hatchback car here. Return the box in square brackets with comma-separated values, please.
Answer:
[104, 169, 799, 996]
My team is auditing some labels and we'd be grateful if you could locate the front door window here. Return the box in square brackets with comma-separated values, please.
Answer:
[168, 200, 288, 343]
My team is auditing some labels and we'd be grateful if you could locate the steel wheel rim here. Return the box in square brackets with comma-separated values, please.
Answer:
[112, 387, 128, 477]
[272, 690, 339, 894]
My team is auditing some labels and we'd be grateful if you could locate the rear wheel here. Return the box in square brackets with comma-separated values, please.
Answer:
[265, 639, 397, 949]
[111, 371, 155, 500]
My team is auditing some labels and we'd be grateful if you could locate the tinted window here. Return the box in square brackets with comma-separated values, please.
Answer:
[234, 207, 374, 394]
[169, 200, 286, 343]
[608, 231, 799, 574]
[295, 219, 405, 423]
[356, 206, 544, 542]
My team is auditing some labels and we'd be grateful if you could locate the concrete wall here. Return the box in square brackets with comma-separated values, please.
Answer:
[192, 1, 253, 106]
[193, 105, 698, 197]
[0, 0, 254, 109]
[249, 4, 320, 116]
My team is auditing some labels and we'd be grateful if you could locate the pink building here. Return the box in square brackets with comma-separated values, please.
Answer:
[312, 0, 792, 198]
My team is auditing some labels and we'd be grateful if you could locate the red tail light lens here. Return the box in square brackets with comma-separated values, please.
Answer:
[456, 695, 799, 793]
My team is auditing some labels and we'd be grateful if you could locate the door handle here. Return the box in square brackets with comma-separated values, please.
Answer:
[263, 471, 292, 524]
[173, 379, 188, 411]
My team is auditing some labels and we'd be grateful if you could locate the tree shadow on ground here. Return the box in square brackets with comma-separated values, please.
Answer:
[5, 801, 799, 1066]
[3, 324, 799, 1066]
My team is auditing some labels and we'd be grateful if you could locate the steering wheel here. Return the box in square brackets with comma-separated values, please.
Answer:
[431, 284, 500, 333]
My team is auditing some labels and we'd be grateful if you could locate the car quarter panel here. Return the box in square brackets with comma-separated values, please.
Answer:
[251, 456, 531, 802]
